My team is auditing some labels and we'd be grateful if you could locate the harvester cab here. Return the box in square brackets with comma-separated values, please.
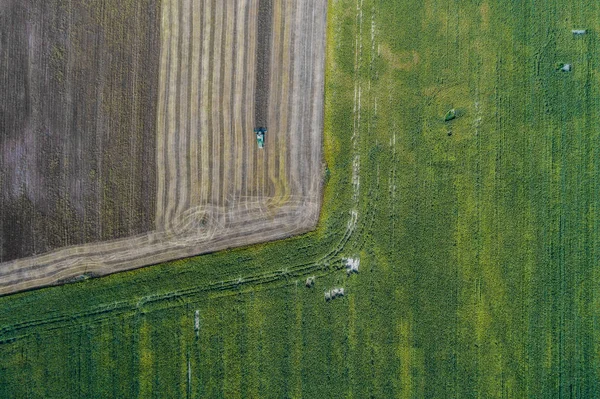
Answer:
[254, 127, 266, 149]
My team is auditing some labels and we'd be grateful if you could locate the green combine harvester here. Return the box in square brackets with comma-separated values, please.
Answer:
[254, 127, 266, 149]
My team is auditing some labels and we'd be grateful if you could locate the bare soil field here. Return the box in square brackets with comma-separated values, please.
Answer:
[0, 0, 160, 262]
[0, 0, 326, 295]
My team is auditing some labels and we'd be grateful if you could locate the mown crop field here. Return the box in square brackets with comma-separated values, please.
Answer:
[1, 0, 600, 397]
[0, 0, 325, 295]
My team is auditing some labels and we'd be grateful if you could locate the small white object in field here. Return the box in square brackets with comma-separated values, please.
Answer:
[345, 257, 360, 275]
[561, 64, 572, 72]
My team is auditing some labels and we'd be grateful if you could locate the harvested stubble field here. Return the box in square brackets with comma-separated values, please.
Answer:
[0, 0, 325, 294]
[1, 0, 600, 397]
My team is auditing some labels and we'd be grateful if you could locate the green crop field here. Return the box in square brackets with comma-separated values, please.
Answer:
[1, 0, 600, 397]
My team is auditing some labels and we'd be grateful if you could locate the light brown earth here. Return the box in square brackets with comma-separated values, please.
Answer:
[0, 0, 327, 295]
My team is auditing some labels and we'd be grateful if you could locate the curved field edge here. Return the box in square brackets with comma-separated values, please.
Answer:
[1, 0, 600, 397]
